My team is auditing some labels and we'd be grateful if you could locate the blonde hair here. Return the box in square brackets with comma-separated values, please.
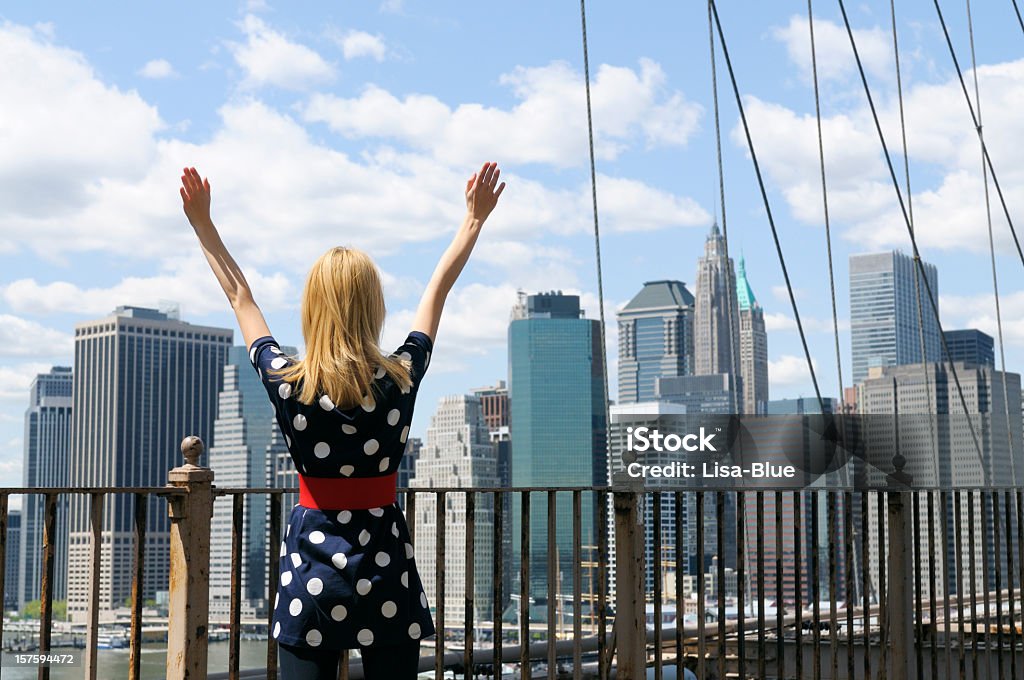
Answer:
[271, 247, 412, 407]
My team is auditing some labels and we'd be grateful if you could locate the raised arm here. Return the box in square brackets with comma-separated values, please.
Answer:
[179, 166, 271, 350]
[412, 161, 506, 342]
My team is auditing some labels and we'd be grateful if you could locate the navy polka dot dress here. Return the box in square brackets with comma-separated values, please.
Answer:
[249, 331, 436, 650]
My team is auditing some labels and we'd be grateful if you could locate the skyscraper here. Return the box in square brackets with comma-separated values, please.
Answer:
[859, 362, 1023, 599]
[943, 329, 995, 367]
[5, 510, 21, 612]
[19, 366, 73, 608]
[737, 257, 769, 415]
[411, 395, 498, 625]
[694, 224, 741, 399]
[617, 280, 694, 404]
[66, 306, 231, 621]
[509, 291, 607, 598]
[849, 251, 941, 384]
[209, 343, 295, 619]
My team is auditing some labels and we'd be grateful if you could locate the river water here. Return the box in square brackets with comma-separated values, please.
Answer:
[1, 639, 271, 679]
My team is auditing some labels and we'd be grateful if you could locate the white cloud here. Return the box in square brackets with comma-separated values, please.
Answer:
[0, 21, 163, 246]
[772, 14, 893, 85]
[334, 30, 387, 61]
[734, 58, 1024, 255]
[302, 58, 701, 168]
[769, 354, 819, 387]
[0, 362, 53, 402]
[2, 254, 297, 318]
[138, 58, 177, 79]
[0, 315, 73, 357]
[764, 312, 849, 334]
[379, 0, 404, 14]
[229, 15, 334, 90]
[941, 290, 1024, 348]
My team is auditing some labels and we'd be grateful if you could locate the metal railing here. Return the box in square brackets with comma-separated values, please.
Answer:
[3, 437, 1024, 679]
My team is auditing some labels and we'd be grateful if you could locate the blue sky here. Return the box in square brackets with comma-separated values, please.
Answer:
[2, 1, 1023, 489]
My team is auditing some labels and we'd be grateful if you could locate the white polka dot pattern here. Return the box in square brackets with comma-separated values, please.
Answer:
[258, 332, 436, 648]
[270, 357, 287, 370]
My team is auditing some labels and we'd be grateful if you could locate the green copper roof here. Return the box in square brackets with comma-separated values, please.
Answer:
[737, 256, 757, 311]
[622, 280, 694, 312]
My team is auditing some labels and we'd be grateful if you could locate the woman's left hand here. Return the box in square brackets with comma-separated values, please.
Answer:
[180, 166, 213, 229]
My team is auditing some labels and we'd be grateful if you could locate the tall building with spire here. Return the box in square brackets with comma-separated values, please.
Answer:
[694, 223, 741, 411]
[736, 257, 769, 415]
[617, 280, 695, 404]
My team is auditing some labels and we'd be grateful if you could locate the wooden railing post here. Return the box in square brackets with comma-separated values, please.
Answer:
[166, 436, 214, 680]
[613, 490, 646, 677]
[888, 452, 917, 680]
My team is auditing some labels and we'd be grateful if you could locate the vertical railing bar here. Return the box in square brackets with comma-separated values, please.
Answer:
[861, 491, 870, 680]
[547, 490, 557, 680]
[598, 490, 609, 680]
[845, 491, 854, 680]
[572, 490, 582, 680]
[337, 649, 349, 680]
[494, 490, 504, 680]
[696, 491, 706, 680]
[128, 492, 147, 680]
[736, 491, 746, 680]
[877, 490, 887, 680]
[1016, 489, 1024, 679]
[85, 493, 103, 680]
[829, 490, 838, 680]
[913, 491, 924, 680]
[757, 491, 766, 680]
[928, 490, 938, 676]
[968, 490, 979, 680]
[674, 491, 684, 680]
[38, 492, 58, 680]
[1004, 489, 1016, 680]
[521, 491, 531, 678]
[982, 492, 992, 680]
[436, 490, 446, 680]
[465, 491, 476, 680]
[229, 493, 244, 680]
[404, 485, 415, 680]
[795, 491, 803, 680]
[954, 491, 966, 680]
[777, 491, 786, 680]
[267, 492, 282, 680]
[0, 493, 7, 667]
[939, 490, 953, 680]
[994, 491, 1005, 680]
[812, 490, 822, 680]
[653, 492, 663, 680]
[717, 491, 727, 680]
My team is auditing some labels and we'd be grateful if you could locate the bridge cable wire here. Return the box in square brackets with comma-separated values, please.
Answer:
[965, 0, 1017, 481]
[835, 0, 985, 467]
[708, 0, 826, 413]
[1012, 0, 1024, 36]
[930, 0, 1024, 272]
[578, 1, 615, 674]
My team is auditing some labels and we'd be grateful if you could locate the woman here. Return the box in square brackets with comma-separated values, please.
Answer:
[180, 162, 505, 679]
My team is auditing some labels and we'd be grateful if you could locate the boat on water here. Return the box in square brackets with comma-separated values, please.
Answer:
[96, 630, 129, 649]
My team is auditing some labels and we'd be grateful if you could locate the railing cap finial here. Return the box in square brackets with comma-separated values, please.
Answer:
[181, 436, 205, 467]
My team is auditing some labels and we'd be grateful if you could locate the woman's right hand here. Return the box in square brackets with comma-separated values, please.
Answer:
[465, 161, 506, 223]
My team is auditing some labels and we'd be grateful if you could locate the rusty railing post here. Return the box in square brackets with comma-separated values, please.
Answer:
[166, 436, 214, 680]
[613, 490, 645, 677]
[888, 448, 917, 680]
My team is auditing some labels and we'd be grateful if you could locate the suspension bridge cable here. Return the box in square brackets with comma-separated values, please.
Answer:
[835, 0, 985, 466]
[707, 0, 742, 416]
[931, 0, 1024, 272]
[888, 0, 938, 469]
[1012, 0, 1024, 36]
[708, 0, 825, 413]
[578, 2, 613, 671]
[965, 0, 1016, 481]
[807, 1, 846, 410]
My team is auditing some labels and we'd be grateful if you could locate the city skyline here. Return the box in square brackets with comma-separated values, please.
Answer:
[3, 1, 1024, 491]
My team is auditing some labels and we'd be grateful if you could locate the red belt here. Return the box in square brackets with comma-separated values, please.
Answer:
[298, 473, 398, 511]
